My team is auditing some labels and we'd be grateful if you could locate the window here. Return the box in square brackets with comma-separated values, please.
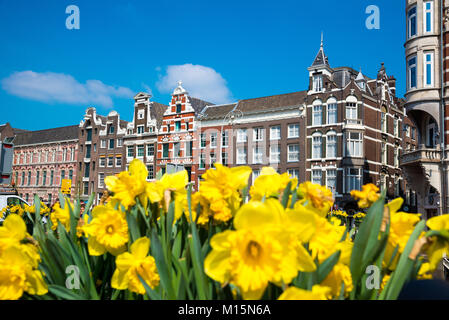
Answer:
[313, 74, 323, 92]
[147, 144, 154, 157]
[86, 144, 91, 159]
[345, 168, 362, 193]
[199, 153, 206, 169]
[175, 121, 181, 132]
[326, 169, 337, 194]
[270, 145, 281, 163]
[93, 144, 97, 152]
[382, 143, 387, 165]
[313, 105, 322, 126]
[394, 118, 399, 137]
[346, 132, 363, 157]
[109, 125, 115, 134]
[185, 122, 189, 131]
[174, 142, 181, 158]
[210, 132, 218, 148]
[312, 134, 322, 159]
[326, 133, 337, 158]
[210, 152, 217, 165]
[327, 102, 338, 124]
[43, 171, 47, 186]
[138, 110, 144, 120]
[405, 124, 411, 137]
[346, 102, 358, 122]
[408, 6, 417, 39]
[116, 156, 122, 167]
[84, 163, 90, 178]
[137, 126, 144, 134]
[407, 56, 417, 89]
[61, 170, 66, 181]
[21, 172, 25, 186]
[98, 173, 105, 188]
[117, 139, 123, 147]
[185, 141, 193, 157]
[222, 152, 228, 166]
[100, 157, 106, 167]
[312, 169, 322, 185]
[411, 127, 416, 140]
[163, 144, 169, 158]
[288, 124, 300, 138]
[69, 170, 73, 181]
[381, 112, 387, 133]
[380, 174, 387, 191]
[237, 147, 247, 164]
[270, 126, 281, 140]
[176, 104, 182, 114]
[101, 140, 106, 148]
[424, 52, 434, 87]
[108, 156, 114, 167]
[253, 146, 263, 164]
[288, 169, 299, 180]
[86, 129, 92, 142]
[63, 148, 67, 162]
[36, 171, 40, 186]
[237, 129, 247, 142]
[83, 182, 89, 196]
[424, 1, 433, 33]
[200, 133, 206, 148]
[127, 146, 134, 158]
[253, 128, 264, 142]
[50, 170, 54, 185]
[222, 130, 229, 147]
[394, 148, 399, 167]
[147, 165, 154, 180]
[137, 145, 145, 158]
[288, 144, 299, 162]
[253, 170, 261, 181]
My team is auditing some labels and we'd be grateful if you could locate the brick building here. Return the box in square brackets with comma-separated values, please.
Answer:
[12, 126, 79, 205]
[305, 42, 406, 210]
[77, 108, 128, 203]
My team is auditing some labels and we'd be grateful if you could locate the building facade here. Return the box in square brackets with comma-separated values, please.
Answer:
[305, 42, 407, 211]
[401, 0, 449, 218]
[77, 108, 128, 203]
[12, 126, 79, 205]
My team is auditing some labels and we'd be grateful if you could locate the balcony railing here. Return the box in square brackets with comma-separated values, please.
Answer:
[400, 147, 442, 165]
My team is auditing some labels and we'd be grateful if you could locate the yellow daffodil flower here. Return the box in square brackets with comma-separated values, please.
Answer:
[105, 159, 149, 210]
[50, 199, 74, 231]
[350, 183, 380, 209]
[278, 285, 332, 300]
[424, 214, 449, 271]
[249, 167, 297, 202]
[297, 182, 334, 217]
[111, 237, 160, 295]
[321, 262, 353, 297]
[83, 205, 129, 256]
[204, 199, 316, 300]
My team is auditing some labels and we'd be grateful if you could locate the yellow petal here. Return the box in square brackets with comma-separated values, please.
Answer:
[25, 270, 48, 295]
[2, 214, 27, 241]
[296, 243, 317, 272]
[427, 214, 449, 231]
[129, 159, 148, 181]
[87, 236, 107, 256]
[130, 237, 150, 260]
[234, 200, 282, 231]
[386, 198, 404, 214]
[204, 249, 232, 284]
[111, 268, 130, 290]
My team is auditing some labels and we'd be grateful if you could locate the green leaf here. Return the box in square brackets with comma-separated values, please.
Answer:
[138, 274, 161, 300]
[48, 285, 86, 300]
[281, 181, 292, 208]
[317, 250, 341, 283]
[150, 228, 176, 299]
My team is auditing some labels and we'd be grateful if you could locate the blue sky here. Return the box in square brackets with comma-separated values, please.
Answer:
[0, 0, 405, 131]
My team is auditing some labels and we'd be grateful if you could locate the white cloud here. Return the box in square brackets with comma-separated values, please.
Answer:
[141, 83, 153, 96]
[1, 71, 134, 108]
[156, 64, 233, 104]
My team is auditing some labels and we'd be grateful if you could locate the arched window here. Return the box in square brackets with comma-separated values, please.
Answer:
[326, 130, 337, 158]
[345, 96, 358, 123]
[312, 100, 323, 126]
[312, 132, 323, 159]
[326, 97, 338, 124]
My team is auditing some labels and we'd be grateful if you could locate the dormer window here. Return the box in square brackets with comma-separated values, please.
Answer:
[176, 104, 182, 114]
[138, 110, 145, 120]
[137, 125, 144, 134]
[313, 74, 323, 92]
[357, 82, 366, 91]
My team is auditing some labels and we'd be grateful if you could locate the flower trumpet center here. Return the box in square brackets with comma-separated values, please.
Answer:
[106, 225, 115, 234]
[246, 240, 262, 260]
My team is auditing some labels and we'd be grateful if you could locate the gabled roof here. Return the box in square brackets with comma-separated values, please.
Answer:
[236, 91, 307, 114]
[150, 102, 169, 129]
[13, 125, 79, 146]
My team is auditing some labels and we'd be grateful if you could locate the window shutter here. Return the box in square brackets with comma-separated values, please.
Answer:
[307, 107, 312, 126]
[308, 137, 312, 160]
[358, 103, 362, 121]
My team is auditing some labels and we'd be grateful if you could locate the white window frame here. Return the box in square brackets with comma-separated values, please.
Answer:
[236, 147, 247, 165]
[345, 168, 362, 193]
[137, 110, 145, 120]
[137, 145, 145, 158]
[312, 133, 322, 159]
[117, 138, 123, 147]
[116, 157, 122, 167]
[288, 124, 300, 138]
[137, 125, 144, 134]
[98, 173, 105, 188]
[326, 132, 337, 158]
[270, 125, 281, 140]
[407, 55, 417, 90]
[312, 169, 322, 185]
[253, 127, 264, 142]
[199, 153, 206, 169]
[408, 6, 417, 39]
[326, 169, 337, 195]
[200, 133, 206, 149]
[288, 144, 299, 162]
[107, 156, 114, 167]
[253, 146, 263, 164]
[237, 129, 247, 142]
[346, 102, 358, 122]
[346, 132, 363, 157]
[312, 104, 323, 126]
[210, 132, 218, 148]
[287, 169, 299, 180]
[101, 139, 106, 149]
[424, 52, 434, 87]
[424, 1, 433, 34]
[327, 101, 338, 125]
[222, 130, 229, 147]
[270, 144, 281, 163]
[313, 74, 323, 92]
[382, 143, 388, 165]
[99, 157, 106, 167]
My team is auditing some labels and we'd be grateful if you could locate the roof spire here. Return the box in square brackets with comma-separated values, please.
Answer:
[321, 31, 324, 48]
[310, 32, 329, 68]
